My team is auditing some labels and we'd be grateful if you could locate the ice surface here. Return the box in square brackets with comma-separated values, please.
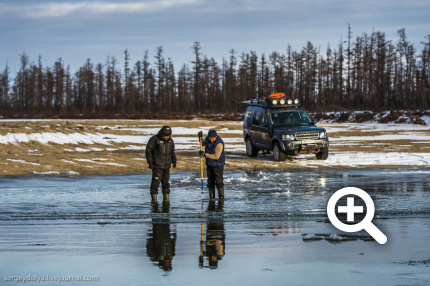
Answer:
[1, 169, 429, 222]
[1, 169, 430, 285]
[1, 213, 430, 285]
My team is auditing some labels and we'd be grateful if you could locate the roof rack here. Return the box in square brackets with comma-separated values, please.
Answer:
[242, 93, 300, 108]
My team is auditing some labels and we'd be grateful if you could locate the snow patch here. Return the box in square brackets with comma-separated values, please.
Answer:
[302, 233, 373, 242]
[295, 152, 430, 167]
[6, 159, 40, 166]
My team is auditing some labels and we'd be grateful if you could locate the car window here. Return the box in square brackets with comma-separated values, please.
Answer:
[261, 113, 268, 125]
[245, 110, 252, 121]
[270, 111, 312, 126]
[252, 110, 262, 125]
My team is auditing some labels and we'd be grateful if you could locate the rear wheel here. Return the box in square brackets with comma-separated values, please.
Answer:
[273, 143, 287, 161]
[246, 138, 259, 157]
[316, 148, 329, 160]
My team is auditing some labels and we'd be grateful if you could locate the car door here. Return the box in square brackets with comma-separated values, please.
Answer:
[251, 108, 263, 147]
[259, 112, 270, 149]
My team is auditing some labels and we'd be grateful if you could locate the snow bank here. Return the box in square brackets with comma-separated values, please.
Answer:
[1, 121, 428, 168]
[314, 110, 430, 125]
[0, 132, 245, 152]
[296, 152, 430, 167]
[111, 127, 242, 135]
[331, 134, 430, 141]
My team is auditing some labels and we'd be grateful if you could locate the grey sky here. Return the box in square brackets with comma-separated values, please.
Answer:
[1, 0, 429, 73]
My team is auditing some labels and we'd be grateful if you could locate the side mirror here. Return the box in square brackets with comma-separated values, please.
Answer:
[312, 118, 318, 124]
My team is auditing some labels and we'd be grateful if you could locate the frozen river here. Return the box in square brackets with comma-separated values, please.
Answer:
[1, 169, 430, 285]
[1, 169, 429, 220]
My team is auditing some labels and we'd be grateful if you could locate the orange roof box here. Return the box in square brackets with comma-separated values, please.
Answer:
[268, 93, 285, 99]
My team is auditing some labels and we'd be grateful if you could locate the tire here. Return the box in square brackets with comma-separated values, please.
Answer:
[246, 137, 259, 157]
[273, 142, 287, 161]
[316, 148, 329, 160]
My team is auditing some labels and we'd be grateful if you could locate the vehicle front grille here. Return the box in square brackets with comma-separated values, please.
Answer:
[295, 132, 319, 140]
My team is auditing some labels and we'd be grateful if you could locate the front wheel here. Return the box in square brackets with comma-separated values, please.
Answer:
[246, 138, 259, 157]
[316, 148, 329, 160]
[273, 143, 287, 161]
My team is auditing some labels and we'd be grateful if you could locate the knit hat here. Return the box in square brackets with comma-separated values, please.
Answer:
[208, 130, 217, 137]
[158, 126, 172, 137]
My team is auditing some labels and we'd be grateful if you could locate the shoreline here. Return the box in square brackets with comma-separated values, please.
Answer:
[1, 119, 429, 177]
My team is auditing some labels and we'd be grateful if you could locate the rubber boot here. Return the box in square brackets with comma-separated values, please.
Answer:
[208, 200, 216, 211]
[151, 194, 157, 203]
[163, 193, 169, 202]
[218, 188, 224, 200]
[162, 201, 170, 213]
[151, 201, 159, 213]
[217, 199, 224, 212]
[209, 188, 215, 200]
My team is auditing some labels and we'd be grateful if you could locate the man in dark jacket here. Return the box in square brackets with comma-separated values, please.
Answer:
[198, 130, 225, 200]
[146, 126, 177, 203]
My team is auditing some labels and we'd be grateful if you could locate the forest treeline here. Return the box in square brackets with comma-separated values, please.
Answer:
[0, 27, 429, 118]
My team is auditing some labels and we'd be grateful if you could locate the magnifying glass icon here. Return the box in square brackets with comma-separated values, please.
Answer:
[327, 187, 387, 245]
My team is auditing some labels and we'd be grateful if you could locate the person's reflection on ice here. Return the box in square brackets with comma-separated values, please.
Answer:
[146, 201, 176, 271]
[199, 200, 225, 269]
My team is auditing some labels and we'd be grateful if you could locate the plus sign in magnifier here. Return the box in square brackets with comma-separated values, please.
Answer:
[327, 187, 387, 244]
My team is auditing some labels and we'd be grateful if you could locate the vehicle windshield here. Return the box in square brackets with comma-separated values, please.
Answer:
[270, 111, 312, 126]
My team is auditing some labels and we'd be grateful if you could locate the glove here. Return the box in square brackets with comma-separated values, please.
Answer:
[198, 131, 203, 139]
[199, 151, 205, 156]
[172, 162, 176, 168]
[148, 164, 153, 170]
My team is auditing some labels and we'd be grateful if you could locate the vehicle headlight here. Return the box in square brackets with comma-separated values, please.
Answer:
[282, 134, 295, 141]
[287, 99, 293, 105]
[319, 132, 326, 138]
[279, 99, 285, 105]
[294, 99, 299, 104]
[272, 100, 278, 105]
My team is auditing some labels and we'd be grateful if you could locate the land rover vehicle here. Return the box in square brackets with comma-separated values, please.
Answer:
[243, 93, 329, 161]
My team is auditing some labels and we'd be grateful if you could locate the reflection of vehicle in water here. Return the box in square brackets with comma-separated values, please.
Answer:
[146, 202, 177, 271]
[199, 200, 225, 269]
[243, 93, 329, 161]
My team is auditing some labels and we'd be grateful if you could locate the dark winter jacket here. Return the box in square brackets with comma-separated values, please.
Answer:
[204, 136, 225, 167]
[146, 126, 177, 169]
